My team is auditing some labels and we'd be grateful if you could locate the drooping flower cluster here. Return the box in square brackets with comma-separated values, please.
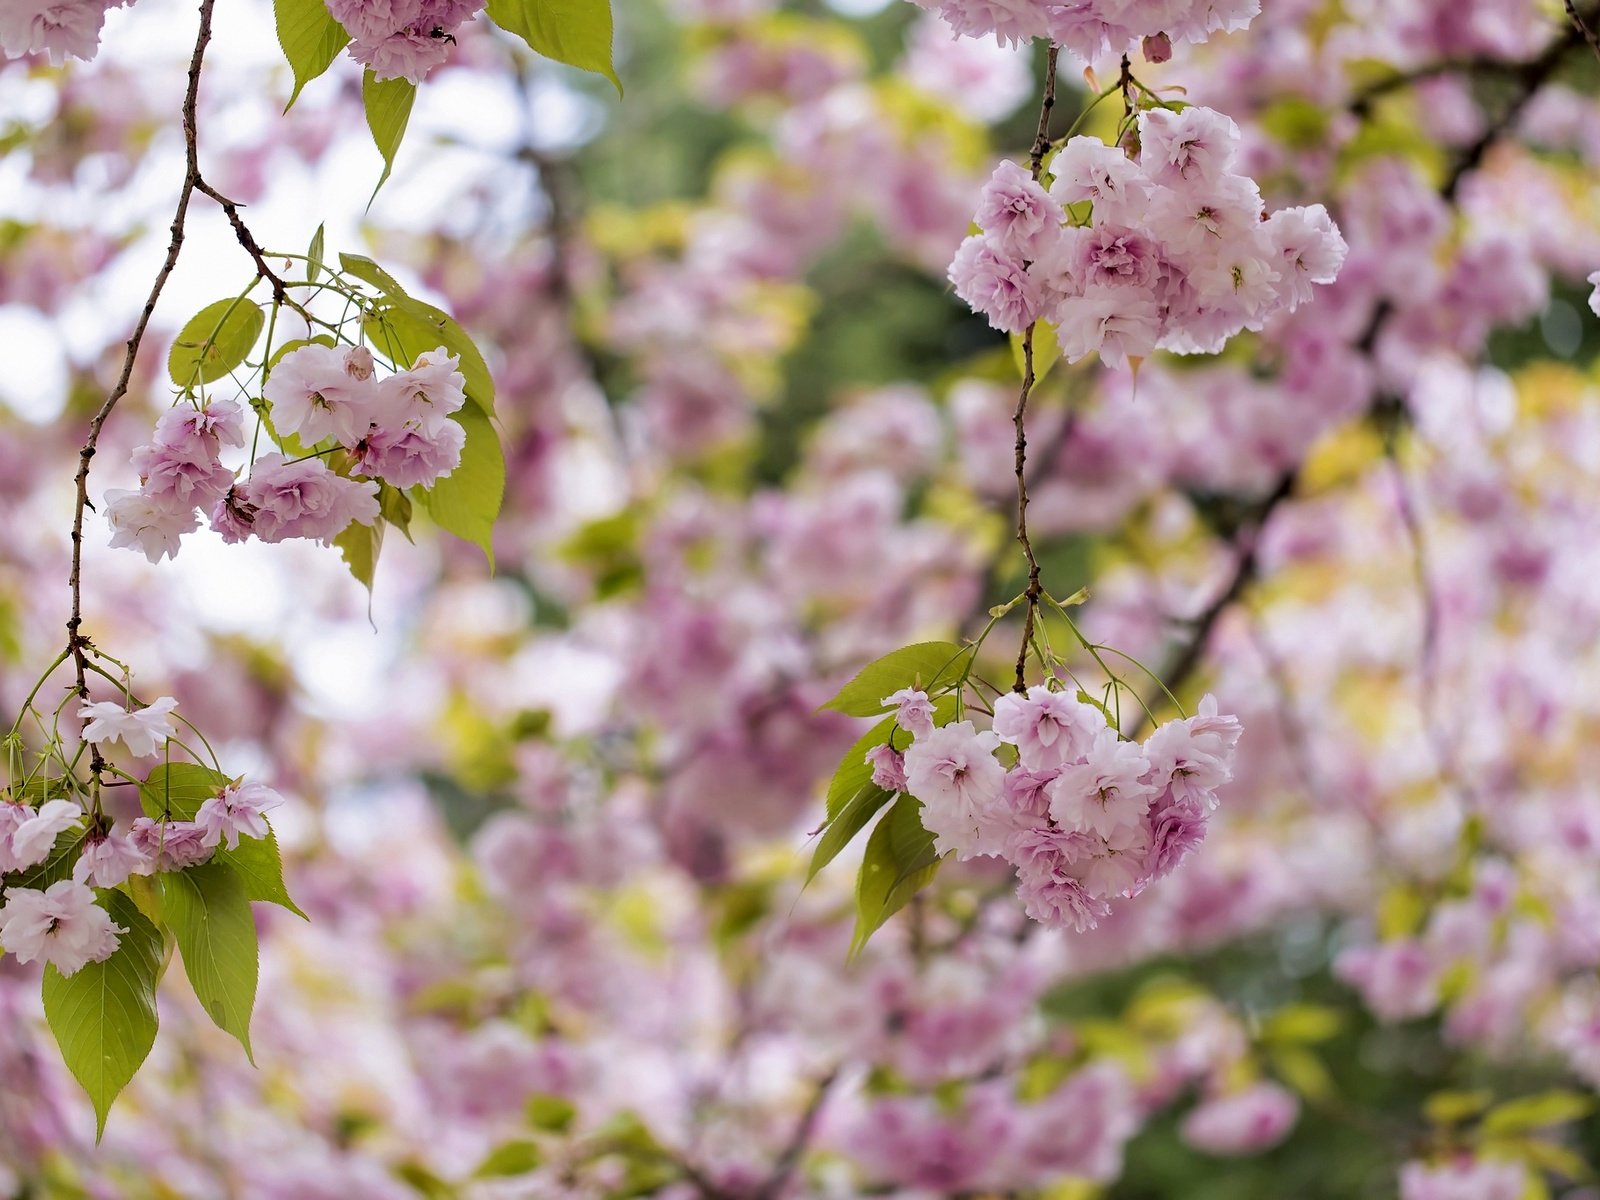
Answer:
[907, 0, 1258, 63]
[324, 0, 487, 84]
[0, 0, 133, 65]
[950, 106, 1348, 366]
[108, 343, 469, 561]
[1, 741, 284, 975]
[884, 685, 1240, 931]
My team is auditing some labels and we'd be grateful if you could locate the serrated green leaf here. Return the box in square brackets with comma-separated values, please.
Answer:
[475, 1139, 544, 1178]
[851, 794, 942, 957]
[168, 298, 265, 388]
[362, 70, 415, 195]
[821, 642, 973, 717]
[486, 0, 621, 93]
[275, 0, 349, 109]
[338, 252, 410, 297]
[42, 891, 161, 1140]
[160, 862, 260, 1061]
[417, 406, 503, 565]
[1480, 1091, 1597, 1137]
[221, 828, 307, 920]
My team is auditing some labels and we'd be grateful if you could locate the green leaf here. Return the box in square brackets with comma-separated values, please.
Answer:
[1269, 1045, 1335, 1103]
[1424, 1089, 1496, 1126]
[527, 1093, 577, 1133]
[417, 406, 503, 565]
[1260, 1003, 1343, 1045]
[362, 70, 416, 194]
[486, 0, 621, 93]
[168, 298, 265, 388]
[41, 891, 161, 1140]
[821, 642, 973, 717]
[306, 222, 325, 282]
[1481, 1091, 1597, 1137]
[274, 0, 349, 109]
[335, 517, 383, 591]
[139, 762, 227, 821]
[222, 828, 307, 920]
[159, 862, 260, 1061]
[379, 481, 414, 542]
[475, 1139, 544, 1178]
[851, 794, 942, 957]
[809, 783, 893, 884]
[1010, 320, 1061, 386]
[337, 251, 410, 297]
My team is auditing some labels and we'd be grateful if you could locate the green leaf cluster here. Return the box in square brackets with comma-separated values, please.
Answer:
[39, 764, 305, 1136]
[810, 642, 977, 954]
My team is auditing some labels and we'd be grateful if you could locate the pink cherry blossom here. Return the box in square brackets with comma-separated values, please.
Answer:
[0, 800, 83, 873]
[948, 234, 1044, 334]
[128, 817, 214, 871]
[1180, 1082, 1300, 1156]
[0, 880, 124, 976]
[1399, 1157, 1527, 1200]
[902, 720, 1006, 857]
[227, 453, 380, 545]
[263, 343, 380, 448]
[974, 161, 1063, 260]
[195, 780, 284, 849]
[105, 487, 199, 563]
[77, 696, 178, 758]
[991, 685, 1102, 770]
[1047, 728, 1158, 838]
[0, 0, 112, 64]
[72, 831, 155, 888]
[354, 418, 464, 489]
[882, 687, 935, 739]
[864, 744, 908, 793]
[1010, 825, 1112, 931]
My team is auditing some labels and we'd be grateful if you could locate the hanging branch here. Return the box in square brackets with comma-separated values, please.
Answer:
[1010, 43, 1059, 694]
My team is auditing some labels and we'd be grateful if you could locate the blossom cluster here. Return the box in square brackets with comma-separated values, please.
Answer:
[950, 106, 1348, 366]
[0, 0, 132, 65]
[107, 343, 468, 562]
[0, 695, 282, 977]
[907, 0, 1259, 63]
[875, 685, 1241, 931]
[325, 0, 486, 84]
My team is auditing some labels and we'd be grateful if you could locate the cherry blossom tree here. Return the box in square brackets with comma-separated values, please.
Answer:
[3, 0, 1600, 1194]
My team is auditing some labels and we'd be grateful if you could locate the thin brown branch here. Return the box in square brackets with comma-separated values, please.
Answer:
[67, 0, 217, 800]
[753, 1069, 840, 1200]
[1011, 44, 1059, 694]
[1565, 0, 1600, 60]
